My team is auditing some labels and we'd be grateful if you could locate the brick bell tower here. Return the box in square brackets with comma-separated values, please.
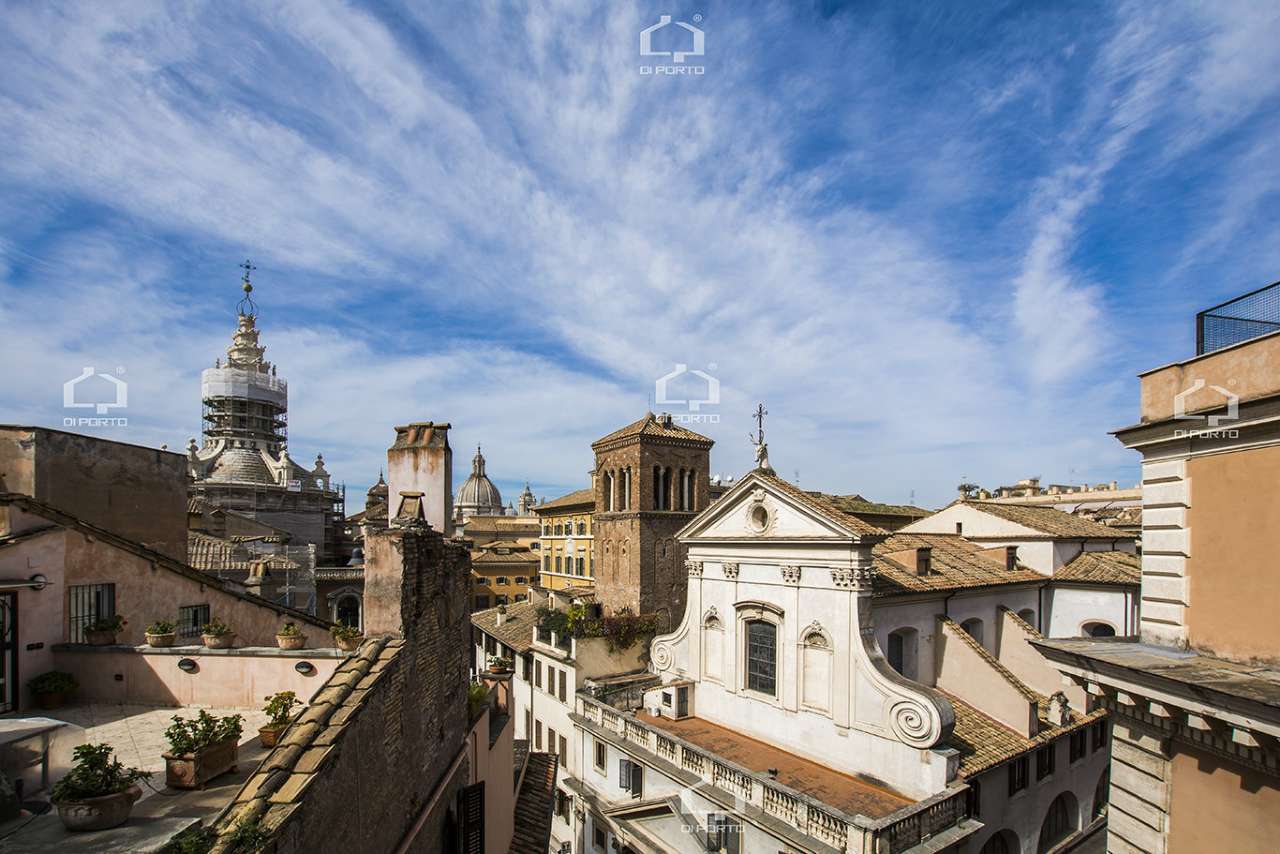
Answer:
[590, 412, 714, 622]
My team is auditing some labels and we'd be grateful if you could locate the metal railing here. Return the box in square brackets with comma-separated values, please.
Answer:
[1197, 281, 1280, 355]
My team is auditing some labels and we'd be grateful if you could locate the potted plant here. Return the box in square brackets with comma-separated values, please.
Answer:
[84, 615, 126, 646]
[51, 743, 150, 831]
[28, 671, 78, 710]
[163, 710, 244, 789]
[331, 623, 364, 652]
[145, 620, 177, 648]
[201, 618, 236, 649]
[487, 655, 513, 674]
[276, 621, 307, 650]
[258, 691, 301, 747]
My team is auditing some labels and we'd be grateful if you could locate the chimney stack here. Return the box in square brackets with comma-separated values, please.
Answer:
[1005, 545, 1018, 572]
[916, 547, 933, 576]
[495, 604, 507, 627]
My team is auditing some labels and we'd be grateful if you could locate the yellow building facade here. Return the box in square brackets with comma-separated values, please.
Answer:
[532, 488, 594, 590]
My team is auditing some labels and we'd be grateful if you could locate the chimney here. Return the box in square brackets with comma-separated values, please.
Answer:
[916, 547, 933, 576]
[1047, 691, 1071, 727]
[1005, 545, 1018, 571]
[495, 604, 507, 626]
[659, 412, 673, 427]
[386, 422, 453, 537]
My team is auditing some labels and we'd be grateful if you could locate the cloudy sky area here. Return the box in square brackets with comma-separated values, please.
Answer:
[2, 1, 1279, 509]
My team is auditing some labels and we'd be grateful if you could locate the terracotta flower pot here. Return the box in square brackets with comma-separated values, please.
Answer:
[258, 725, 286, 748]
[146, 632, 177, 648]
[202, 633, 236, 649]
[164, 739, 239, 789]
[276, 634, 307, 650]
[334, 634, 364, 652]
[55, 785, 141, 832]
[84, 629, 117, 646]
[35, 690, 67, 710]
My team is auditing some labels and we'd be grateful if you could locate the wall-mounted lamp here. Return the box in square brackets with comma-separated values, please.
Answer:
[294, 662, 316, 676]
[177, 658, 198, 673]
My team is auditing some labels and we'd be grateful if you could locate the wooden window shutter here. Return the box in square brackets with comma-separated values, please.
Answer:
[459, 781, 485, 853]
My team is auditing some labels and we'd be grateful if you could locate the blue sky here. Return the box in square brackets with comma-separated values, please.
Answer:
[2, 1, 1279, 509]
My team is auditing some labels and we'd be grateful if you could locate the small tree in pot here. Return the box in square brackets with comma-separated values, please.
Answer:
[330, 623, 364, 652]
[51, 743, 150, 831]
[163, 710, 244, 789]
[28, 671, 78, 710]
[145, 620, 177, 648]
[84, 614, 126, 646]
[276, 621, 307, 650]
[258, 691, 301, 747]
[201, 618, 236, 649]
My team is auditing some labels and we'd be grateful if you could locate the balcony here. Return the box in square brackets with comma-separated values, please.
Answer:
[578, 696, 976, 853]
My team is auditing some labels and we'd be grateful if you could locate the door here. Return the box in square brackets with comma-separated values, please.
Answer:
[677, 685, 689, 717]
[0, 592, 18, 713]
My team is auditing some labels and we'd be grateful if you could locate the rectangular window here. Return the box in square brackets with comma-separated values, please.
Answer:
[559, 735, 567, 767]
[522, 656, 532, 681]
[535, 720, 542, 750]
[1069, 730, 1086, 763]
[576, 556, 585, 575]
[1092, 720, 1108, 751]
[1036, 744, 1055, 780]
[526, 709, 532, 739]
[558, 669, 567, 703]
[555, 556, 562, 572]
[594, 826, 606, 849]
[515, 576, 528, 585]
[535, 661, 542, 689]
[745, 620, 777, 696]
[485, 635, 496, 655]
[68, 583, 115, 643]
[594, 738, 607, 772]
[1007, 756, 1029, 796]
[555, 790, 572, 822]
[549, 727, 557, 755]
[177, 603, 209, 640]
[619, 758, 643, 798]
[965, 780, 981, 818]
[545, 665, 554, 693]
[474, 595, 490, 610]
[495, 576, 509, 586]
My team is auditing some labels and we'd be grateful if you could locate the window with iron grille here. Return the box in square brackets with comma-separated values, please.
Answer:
[177, 604, 210, 640]
[68, 583, 115, 643]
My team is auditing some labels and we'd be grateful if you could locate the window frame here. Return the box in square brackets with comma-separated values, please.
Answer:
[1007, 756, 1029, 796]
[177, 603, 210, 640]
[736, 602, 783, 704]
[594, 738, 607, 772]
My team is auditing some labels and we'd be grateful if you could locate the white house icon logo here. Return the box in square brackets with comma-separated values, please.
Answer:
[63, 367, 128, 415]
[656, 364, 720, 424]
[640, 15, 705, 65]
[1172, 379, 1238, 427]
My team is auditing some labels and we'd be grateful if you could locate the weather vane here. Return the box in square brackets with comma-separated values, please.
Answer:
[236, 259, 259, 318]
[748, 403, 774, 474]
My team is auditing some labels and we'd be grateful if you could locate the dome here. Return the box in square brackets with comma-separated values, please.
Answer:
[367, 472, 388, 497]
[455, 445, 504, 517]
[206, 446, 275, 485]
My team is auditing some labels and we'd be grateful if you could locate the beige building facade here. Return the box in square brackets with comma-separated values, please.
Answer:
[534, 487, 595, 590]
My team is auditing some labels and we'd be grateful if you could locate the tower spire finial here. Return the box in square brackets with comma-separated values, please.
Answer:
[236, 259, 259, 317]
[749, 403, 775, 475]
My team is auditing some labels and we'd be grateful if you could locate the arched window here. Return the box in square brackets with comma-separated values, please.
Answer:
[1092, 768, 1110, 819]
[1082, 621, 1116, 638]
[961, 618, 985, 646]
[1037, 791, 1079, 853]
[979, 830, 1016, 854]
[887, 627, 919, 680]
[1017, 608, 1036, 628]
[745, 620, 778, 696]
[543, 555, 550, 571]
[336, 594, 361, 629]
[652, 466, 662, 510]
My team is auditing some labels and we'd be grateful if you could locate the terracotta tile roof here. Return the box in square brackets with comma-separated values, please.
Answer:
[0, 493, 327, 629]
[758, 473, 888, 537]
[471, 599, 538, 654]
[943, 691, 1105, 778]
[510, 752, 558, 854]
[210, 637, 403, 851]
[1054, 550, 1141, 585]
[591, 412, 714, 450]
[461, 516, 540, 533]
[471, 546, 539, 566]
[871, 533, 1042, 596]
[818, 494, 931, 520]
[187, 531, 251, 572]
[533, 487, 595, 513]
[963, 501, 1136, 539]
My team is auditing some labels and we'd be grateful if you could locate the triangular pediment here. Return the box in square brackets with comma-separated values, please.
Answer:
[679, 471, 869, 541]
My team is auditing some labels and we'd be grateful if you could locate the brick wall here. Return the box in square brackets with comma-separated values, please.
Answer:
[272, 521, 474, 853]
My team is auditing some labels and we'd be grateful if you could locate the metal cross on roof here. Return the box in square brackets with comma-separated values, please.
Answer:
[239, 259, 257, 288]
[751, 403, 767, 445]
[236, 259, 259, 317]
